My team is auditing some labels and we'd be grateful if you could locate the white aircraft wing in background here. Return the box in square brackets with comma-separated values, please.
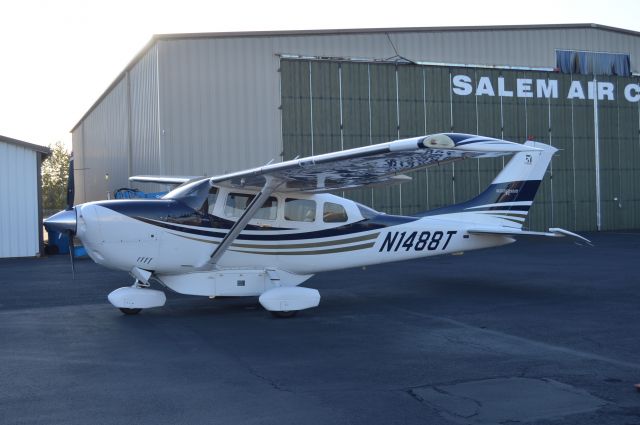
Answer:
[128, 175, 203, 185]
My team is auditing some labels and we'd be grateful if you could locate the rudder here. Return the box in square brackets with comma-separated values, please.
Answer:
[418, 141, 557, 228]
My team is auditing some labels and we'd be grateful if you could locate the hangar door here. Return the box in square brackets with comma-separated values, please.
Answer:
[280, 59, 640, 231]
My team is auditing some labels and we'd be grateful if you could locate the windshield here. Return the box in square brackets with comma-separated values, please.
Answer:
[162, 178, 211, 210]
[355, 202, 379, 219]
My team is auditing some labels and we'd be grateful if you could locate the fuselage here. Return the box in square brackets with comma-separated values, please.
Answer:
[41, 136, 567, 314]
[75, 181, 514, 277]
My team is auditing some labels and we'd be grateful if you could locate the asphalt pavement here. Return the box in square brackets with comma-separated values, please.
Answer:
[1, 232, 639, 425]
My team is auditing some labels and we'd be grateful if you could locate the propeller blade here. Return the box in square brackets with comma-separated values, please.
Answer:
[66, 154, 76, 278]
[66, 155, 75, 210]
[68, 231, 75, 279]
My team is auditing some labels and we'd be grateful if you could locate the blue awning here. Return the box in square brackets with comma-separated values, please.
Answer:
[556, 50, 630, 76]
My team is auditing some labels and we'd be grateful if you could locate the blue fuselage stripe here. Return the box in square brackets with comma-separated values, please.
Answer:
[97, 200, 415, 242]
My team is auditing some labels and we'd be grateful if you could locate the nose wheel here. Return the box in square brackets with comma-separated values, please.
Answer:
[270, 310, 298, 318]
[119, 308, 142, 315]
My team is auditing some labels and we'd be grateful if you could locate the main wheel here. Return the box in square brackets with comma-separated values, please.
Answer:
[270, 310, 298, 318]
[119, 308, 142, 315]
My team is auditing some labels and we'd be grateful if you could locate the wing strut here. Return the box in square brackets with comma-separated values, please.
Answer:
[203, 177, 282, 268]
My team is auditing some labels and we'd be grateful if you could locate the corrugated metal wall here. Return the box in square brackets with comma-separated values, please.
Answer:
[81, 78, 130, 199]
[156, 38, 283, 178]
[129, 46, 163, 194]
[130, 46, 159, 177]
[72, 122, 86, 202]
[280, 59, 640, 231]
[0, 142, 39, 257]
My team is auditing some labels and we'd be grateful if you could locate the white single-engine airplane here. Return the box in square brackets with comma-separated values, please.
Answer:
[45, 133, 589, 317]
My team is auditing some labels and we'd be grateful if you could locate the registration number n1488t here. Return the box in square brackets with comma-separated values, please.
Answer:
[379, 230, 457, 252]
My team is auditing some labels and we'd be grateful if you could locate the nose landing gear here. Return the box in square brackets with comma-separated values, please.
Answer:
[108, 268, 166, 315]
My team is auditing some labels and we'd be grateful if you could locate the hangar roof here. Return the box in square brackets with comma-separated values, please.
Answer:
[151, 23, 640, 40]
[0, 135, 51, 156]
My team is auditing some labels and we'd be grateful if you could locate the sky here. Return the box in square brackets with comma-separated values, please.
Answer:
[1, 0, 639, 151]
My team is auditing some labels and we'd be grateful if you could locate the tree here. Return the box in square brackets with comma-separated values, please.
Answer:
[42, 141, 70, 214]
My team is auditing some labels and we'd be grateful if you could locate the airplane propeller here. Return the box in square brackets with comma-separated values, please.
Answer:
[66, 155, 75, 278]
[44, 154, 78, 278]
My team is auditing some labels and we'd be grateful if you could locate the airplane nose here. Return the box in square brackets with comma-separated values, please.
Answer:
[44, 208, 77, 234]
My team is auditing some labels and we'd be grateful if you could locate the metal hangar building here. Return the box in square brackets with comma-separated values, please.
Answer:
[72, 23, 640, 231]
[0, 135, 50, 258]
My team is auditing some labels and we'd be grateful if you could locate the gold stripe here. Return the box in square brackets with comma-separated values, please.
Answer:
[169, 232, 219, 244]
[169, 231, 380, 249]
[232, 232, 379, 249]
[230, 242, 376, 256]
[490, 215, 525, 224]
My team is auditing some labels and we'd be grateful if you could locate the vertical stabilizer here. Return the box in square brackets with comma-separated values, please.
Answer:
[418, 141, 557, 228]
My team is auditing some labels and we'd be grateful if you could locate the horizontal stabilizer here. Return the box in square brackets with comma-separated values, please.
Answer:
[468, 227, 592, 245]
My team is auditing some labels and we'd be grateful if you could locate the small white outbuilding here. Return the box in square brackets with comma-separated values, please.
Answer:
[0, 135, 50, 258]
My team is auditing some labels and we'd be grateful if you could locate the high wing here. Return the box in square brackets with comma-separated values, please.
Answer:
[210, 133, 540, 193]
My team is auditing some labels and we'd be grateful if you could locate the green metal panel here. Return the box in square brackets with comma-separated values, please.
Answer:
[549, 73, 578, 230]
[450, 67, 480, 206]
[570, 74, 598, 231]
[615, 77, 640, 229]
[522, 71, 552, 231]
[397, 65, 428, 214]
[598, 75, 621, 231]
[280, 60, 312, 160]
[310, 61, 342, 155]
[424, 66, 454, 211]
[280, 58, 639, 231]
[340, 62, 373, 206]
[369, 64, 401, 214]
[341, 62, 371, 149]
[499, 71, 530, 226]
[476, 70, 506, 193]
[597, 75, 640, 231]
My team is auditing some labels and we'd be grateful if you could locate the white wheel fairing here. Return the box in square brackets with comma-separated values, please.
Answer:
[259, 287, 320, 312]
[108, 287, 166, 309]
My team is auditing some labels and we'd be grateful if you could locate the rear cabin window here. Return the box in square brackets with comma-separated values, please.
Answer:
[323, 202, 348, 223]
[224, 193, 278, 220]
[284, 198, 316, 222]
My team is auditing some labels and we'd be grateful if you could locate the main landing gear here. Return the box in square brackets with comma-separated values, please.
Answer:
[107, 267, 321, 317]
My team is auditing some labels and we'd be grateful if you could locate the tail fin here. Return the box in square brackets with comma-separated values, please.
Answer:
[419, 141, 557, 228]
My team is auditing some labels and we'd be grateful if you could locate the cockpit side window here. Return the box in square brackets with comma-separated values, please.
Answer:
[284, 198, 316, 222]
[255, 197, 278, 220]
[224, 193, 278, 220]
[323, 202, 348, 223]
[207, 187, 218, 215]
